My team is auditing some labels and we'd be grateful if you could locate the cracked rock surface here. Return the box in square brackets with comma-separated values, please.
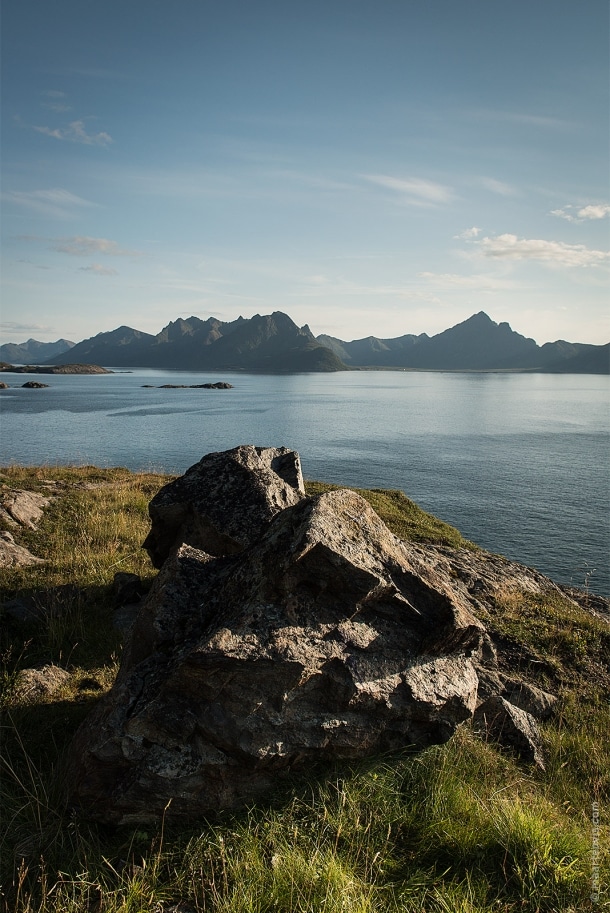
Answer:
[65, 446, 554, 824]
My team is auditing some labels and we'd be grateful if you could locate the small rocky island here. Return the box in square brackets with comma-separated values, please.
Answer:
[0, 363, 112, 375]
[142, 381, 234, 389]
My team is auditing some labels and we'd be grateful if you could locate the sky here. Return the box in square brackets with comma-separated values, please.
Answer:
[1, 0, 609, 346]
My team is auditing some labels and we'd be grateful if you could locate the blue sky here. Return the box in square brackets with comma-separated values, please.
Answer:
[1, 0, 608, 345]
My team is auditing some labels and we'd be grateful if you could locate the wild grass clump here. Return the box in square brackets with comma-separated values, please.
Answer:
[0, 466, 608, 912]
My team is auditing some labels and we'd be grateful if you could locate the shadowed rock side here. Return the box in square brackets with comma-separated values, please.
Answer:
[66, 485, 489, 824]
[143, 444, 305, 567]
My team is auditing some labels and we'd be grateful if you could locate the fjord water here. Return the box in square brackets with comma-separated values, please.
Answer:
[1, 370, 608, 596]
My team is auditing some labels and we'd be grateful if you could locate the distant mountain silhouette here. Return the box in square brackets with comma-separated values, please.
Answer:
[44, 313, 343, 372]
[0, 338, 74, 364]
[317, 332, 427, 367]
[36, 311, 609, 373]
[542, 342, 610, 374]
[318, 312, 608, 373]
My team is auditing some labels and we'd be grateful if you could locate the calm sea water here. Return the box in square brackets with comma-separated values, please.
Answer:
[1, 369, 608, 596]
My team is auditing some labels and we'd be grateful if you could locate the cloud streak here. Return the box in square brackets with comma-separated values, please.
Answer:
[0, 320, 54, 333]
[50, 236, 141, 257]
[363, 174, 454, 205]
[479, 234, 610, 267]
[418, 271, 517, 290]
[2, 188, 97, 219]
[33, 120, 112, 146]
[78, 263, 118, 276]
[479, 177, 516, 196]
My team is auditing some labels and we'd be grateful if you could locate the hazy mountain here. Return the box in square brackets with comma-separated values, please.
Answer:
[45, 313, 344, 372]
[0, 338, 75, 364]
[44, 326, 157, 368]
[317, 332, 427, 367]
[542, 342, 610, 374]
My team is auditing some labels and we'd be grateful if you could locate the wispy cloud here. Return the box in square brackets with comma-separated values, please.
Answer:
[418, 271, 517, 290]
[294, 275, 440, 301]
[479, 177, 516, 196]
[78, 263, 118, 276]
[2, 188, 97, 219]
[479, 234, 610, 267]
[362, 174, 454, 205]
[16, 259, 52, 270]
[0, 320, 54, 333]
[33, 119, 112, 146]
[42, 102, 72, 113]
[454, 227, 481, 240]
[471, 109, 573, 130]
[50, 236, 141, 257]
[551, 203, 610, 223]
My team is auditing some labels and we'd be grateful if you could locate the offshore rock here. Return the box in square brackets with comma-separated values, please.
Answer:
[66, 486, 486, 824]
[143, 445, 305, 568]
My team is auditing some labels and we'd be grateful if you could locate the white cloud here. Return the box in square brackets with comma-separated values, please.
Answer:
[551, 208, 577, 222]
[50, 236, 141, 257]
[363, 174, 454, 205]
[33, 119, 112, 146]
[42, 90, 66, 98]
[78, 263, 118, 276]
[577, 204, 610, 220]
[550, 203, 610, 223]
[2, 188, 96, 219]
[454, 227, 481, 240]
[479, 234, 610, 267]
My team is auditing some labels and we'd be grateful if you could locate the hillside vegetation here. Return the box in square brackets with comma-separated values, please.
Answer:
[0, 465, 608, 912]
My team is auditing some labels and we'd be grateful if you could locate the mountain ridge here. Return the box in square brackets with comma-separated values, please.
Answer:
[0, 338, 75, 364]
[6, 311, 608, 373]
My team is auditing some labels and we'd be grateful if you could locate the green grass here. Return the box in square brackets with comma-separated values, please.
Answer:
[304, 481, 475, 549]
[0, 465, 608, 912]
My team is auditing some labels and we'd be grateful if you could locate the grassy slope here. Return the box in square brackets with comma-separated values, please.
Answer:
[0, 466, 608, 912]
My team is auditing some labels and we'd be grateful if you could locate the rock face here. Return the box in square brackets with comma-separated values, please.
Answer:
[143, 445, 305, 568]
[474, 695, 545, 768]
[0, 531, 45, 568]
[0, 488, 50, 567]
[66, 450, 491, 824]
[1, 489, 50, 529]
[65, 446, 552, 824]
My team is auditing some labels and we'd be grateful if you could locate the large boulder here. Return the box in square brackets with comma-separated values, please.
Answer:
[66, 484, 487, 824]
[143, 445, 305, 567]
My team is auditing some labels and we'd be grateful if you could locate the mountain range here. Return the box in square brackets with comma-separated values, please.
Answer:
[0, 337, 75, 364]
[4, 312, 609, 373]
